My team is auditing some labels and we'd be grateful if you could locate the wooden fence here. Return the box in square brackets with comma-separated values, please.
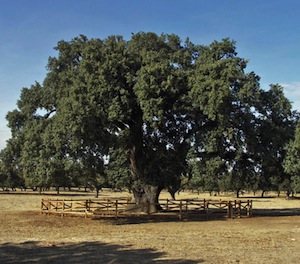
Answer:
[41, 198, 252, 219]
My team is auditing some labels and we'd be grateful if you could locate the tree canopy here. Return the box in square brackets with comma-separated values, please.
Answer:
[1, 32, 298, 208]
[284, 123, 300, 194]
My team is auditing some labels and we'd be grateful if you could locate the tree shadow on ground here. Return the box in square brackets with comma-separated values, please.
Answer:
[91, 207, 300, 225]
[253, 208, 300, 217]
[0, 241, 203, 264]
[92, 211, 230, 225]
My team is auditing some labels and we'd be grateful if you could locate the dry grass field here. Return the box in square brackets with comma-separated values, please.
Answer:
[0, 189, 300, 263]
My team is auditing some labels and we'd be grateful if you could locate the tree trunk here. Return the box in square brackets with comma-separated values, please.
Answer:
[95, 187, 101, 198]
[129, 145, 164, 212]
[286, 190, 291, 199]
[169, 189, 176, 200]
[168, 187, 177, 200]
[128, 134, 163, 212]
[127, 107, 164, 212]
[131, 184, 163, 213]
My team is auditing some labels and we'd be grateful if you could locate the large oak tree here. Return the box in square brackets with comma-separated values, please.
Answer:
[3, 32, 296, 209]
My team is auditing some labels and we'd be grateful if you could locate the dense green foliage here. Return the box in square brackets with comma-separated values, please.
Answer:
[284, 124, 300, 194]
[0, 32, 299, 204]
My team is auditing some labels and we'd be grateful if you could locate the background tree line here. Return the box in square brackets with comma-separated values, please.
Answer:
[0, 32, 299, 208]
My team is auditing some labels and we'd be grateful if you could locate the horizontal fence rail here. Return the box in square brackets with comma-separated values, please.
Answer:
[41, 198, 252, 219]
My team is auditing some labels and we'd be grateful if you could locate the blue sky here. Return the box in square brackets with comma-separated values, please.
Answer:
[1, 0, 300, 150]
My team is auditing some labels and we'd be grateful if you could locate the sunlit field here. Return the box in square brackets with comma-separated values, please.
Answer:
[0, 189, 299, 263]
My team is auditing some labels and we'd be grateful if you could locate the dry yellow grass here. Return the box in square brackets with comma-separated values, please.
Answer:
[0, 189, 300, 263]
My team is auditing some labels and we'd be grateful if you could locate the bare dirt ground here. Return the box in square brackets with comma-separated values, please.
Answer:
[0, 189, 300, 264]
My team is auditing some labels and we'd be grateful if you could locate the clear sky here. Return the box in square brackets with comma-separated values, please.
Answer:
[1, 0, 300, 150]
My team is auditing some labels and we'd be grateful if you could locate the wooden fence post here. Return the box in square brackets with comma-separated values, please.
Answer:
[61, 199, 65, 218]
[85, 200, 88, 218]
[247, 200, 252, 217]
[234, 200, 237, 218]
[41, 199, 44, 214]
[115, 200, 118, 218]
[227, 201, 233, 218]
[206, 200, 209, 214]
[179, 201, 183, 220]
[88, 198, 91, 211]
[237, 200, 241, 218]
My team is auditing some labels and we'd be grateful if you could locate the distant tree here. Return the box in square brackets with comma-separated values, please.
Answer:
[186, 152, 204, 195]
[0, 139, 24, 190]
[255, 85, 296, 196]
[284, 123, 300, 195]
